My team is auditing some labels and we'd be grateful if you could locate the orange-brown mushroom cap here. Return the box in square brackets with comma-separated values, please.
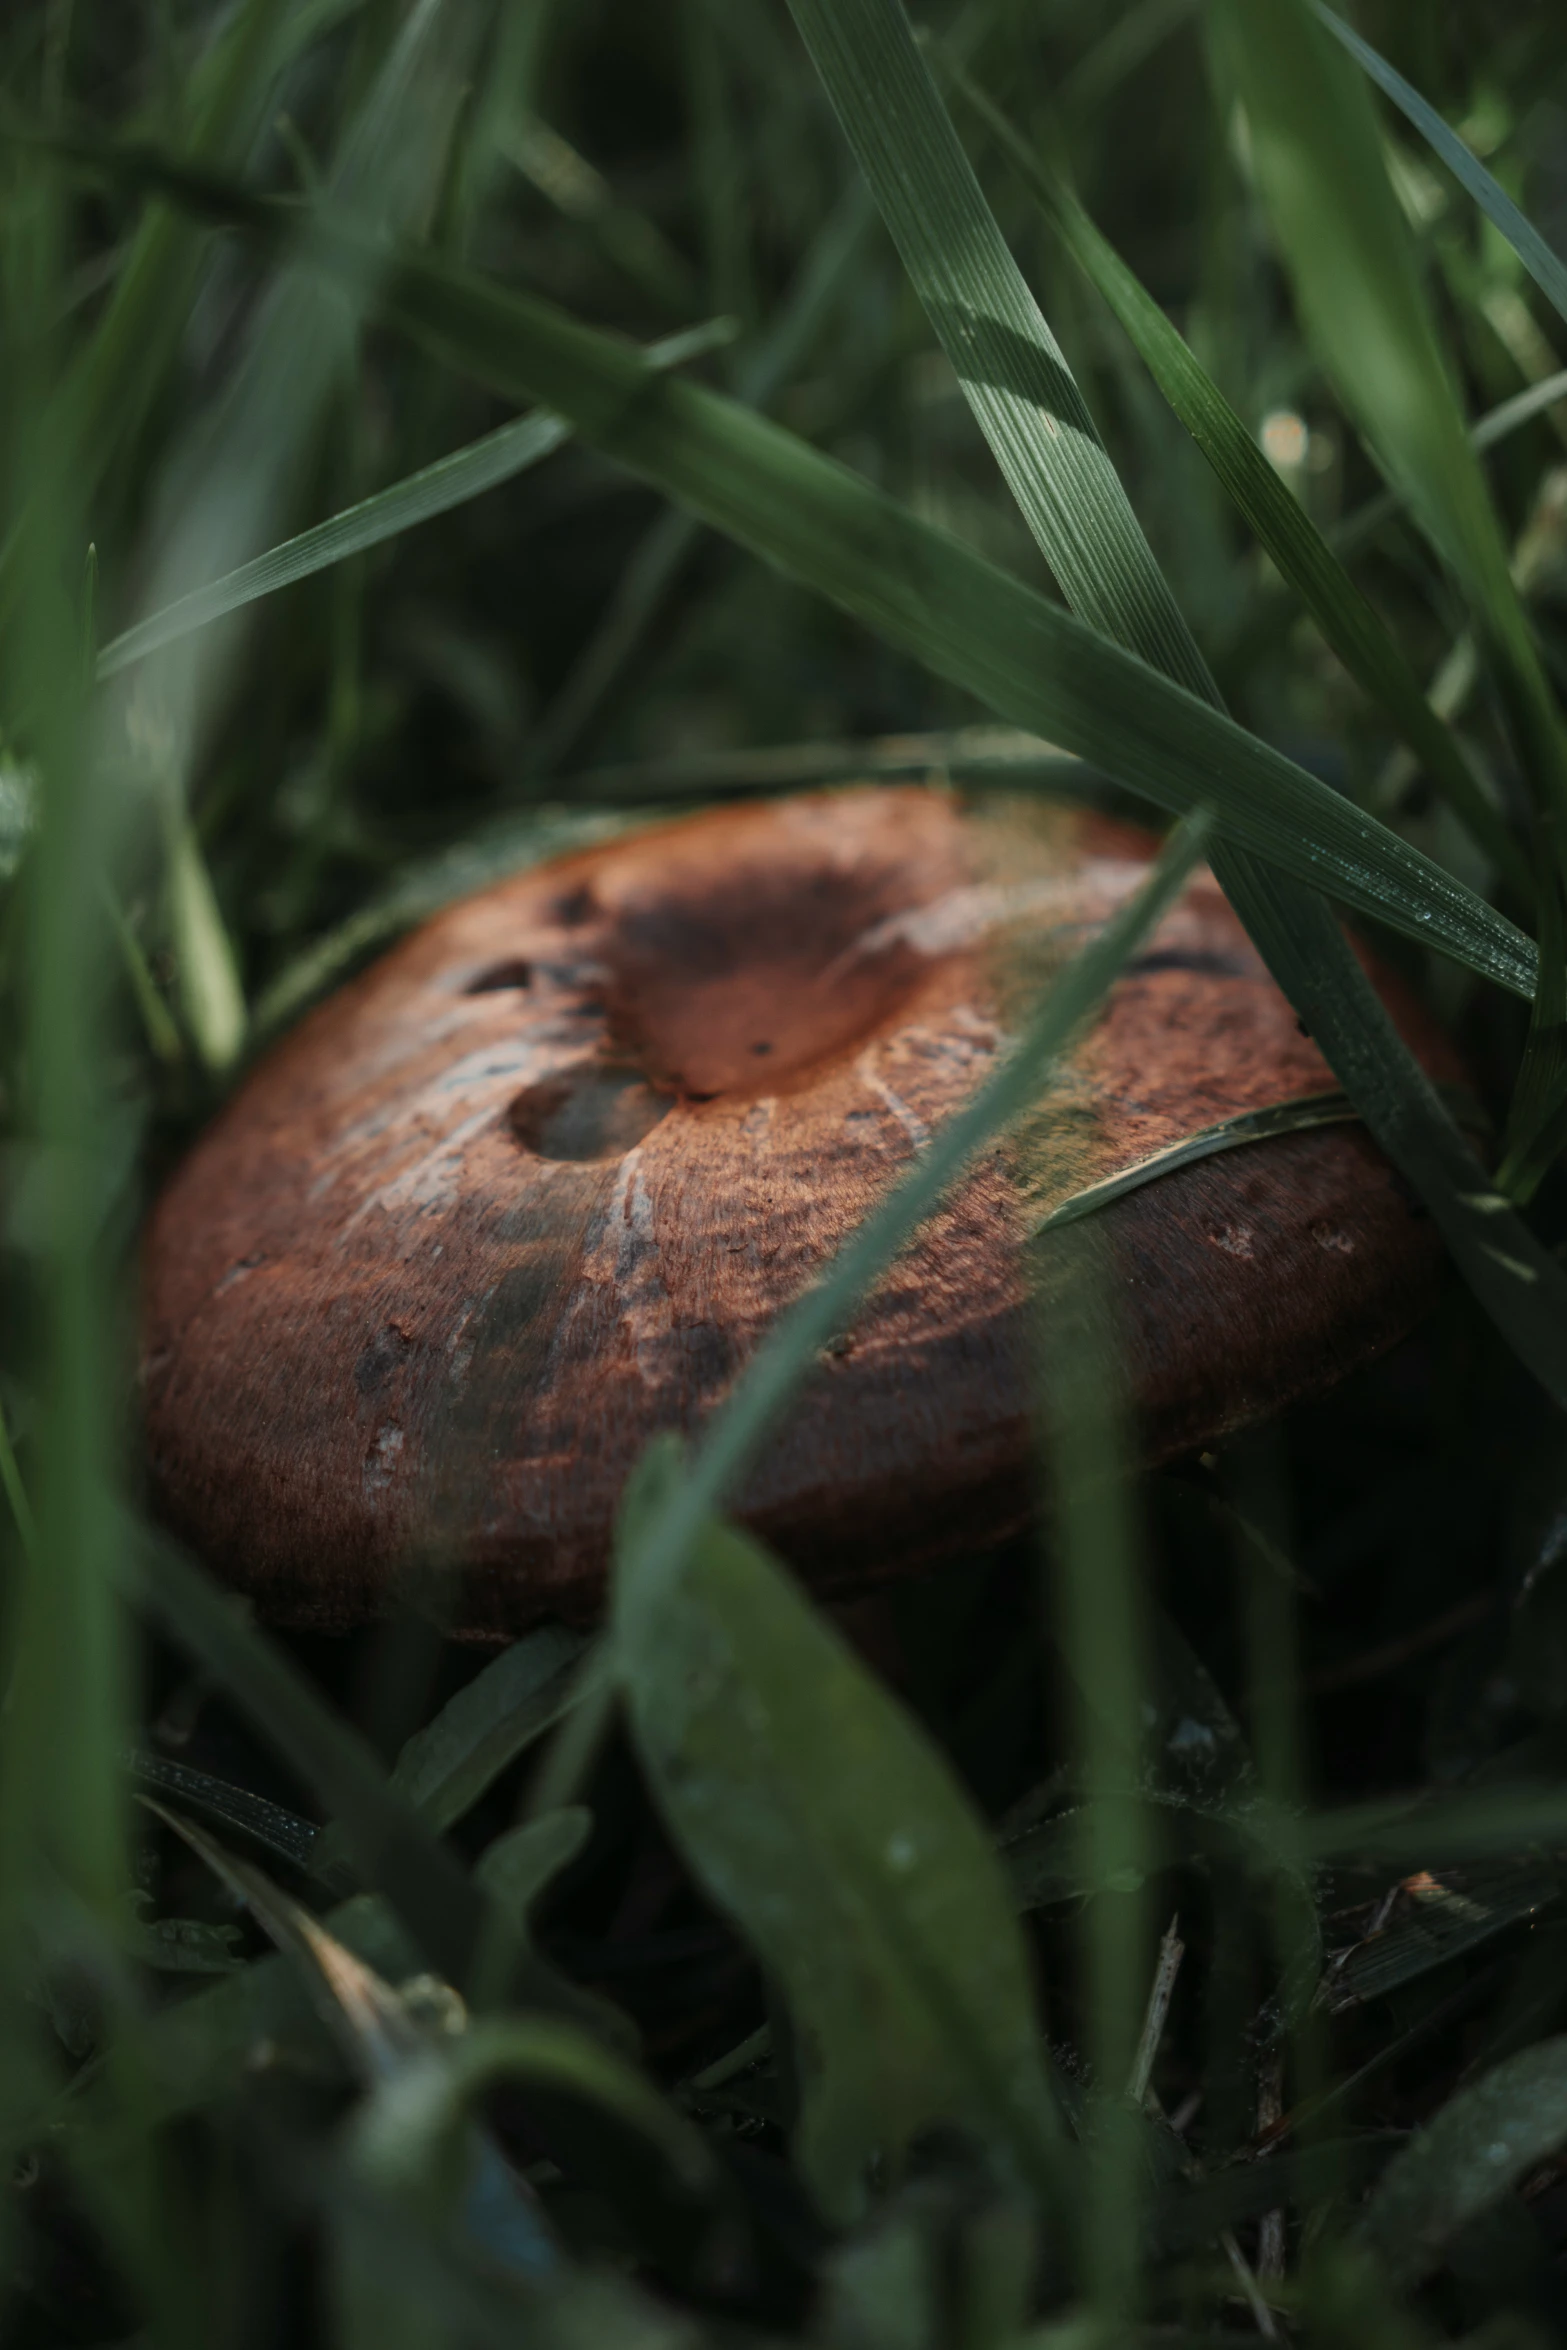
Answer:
[140, 788, 1464, 1635]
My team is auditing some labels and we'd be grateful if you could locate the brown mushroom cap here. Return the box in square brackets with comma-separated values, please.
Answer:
[141, 787, 1463, 1635]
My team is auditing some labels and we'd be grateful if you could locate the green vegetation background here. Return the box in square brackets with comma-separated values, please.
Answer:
[3, 0, 1567, 2341]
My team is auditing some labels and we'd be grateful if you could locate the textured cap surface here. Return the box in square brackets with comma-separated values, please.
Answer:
[141, 788, 1463, 1632]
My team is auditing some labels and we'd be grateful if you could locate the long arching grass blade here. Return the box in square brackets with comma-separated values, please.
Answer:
[941, 53, 1529, 899]
[94, 320, 730, 678]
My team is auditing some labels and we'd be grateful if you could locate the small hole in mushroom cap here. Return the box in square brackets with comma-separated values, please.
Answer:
[464, 958, 533, 995]
[510, 1063, 673, 1162]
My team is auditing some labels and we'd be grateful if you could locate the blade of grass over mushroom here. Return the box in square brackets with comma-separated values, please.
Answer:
[778, 0, 1567, 1402]
[127, 1527, 485, 1986]
[615, 1458, 1069, 2222]
[940, 54, 1527, 898]
[1363, 2039, 1567, 2288]
[252, 804, 642, 1041]
[621, 812, 1210, 1601]
[16, 137, 1539, 996]
[95, 319, 734, 679]
[1310, 3, 1567, 331]
[1032, 1084, 1488, 1234]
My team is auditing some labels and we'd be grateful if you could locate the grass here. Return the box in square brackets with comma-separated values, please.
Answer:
[2, 0, 1567, 2339]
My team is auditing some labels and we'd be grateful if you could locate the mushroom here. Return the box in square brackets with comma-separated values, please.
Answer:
[140, 787, 1464, 1636]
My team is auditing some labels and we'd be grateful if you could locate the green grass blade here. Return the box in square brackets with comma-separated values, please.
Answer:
[783, 0, 1567, 1404]
[784, 0, 1212, 697]
[388, 1627, 589, 1836]
[1311, 1, 1567, 331]
[0, 181, 129, 1934]
[615, 1486, 1067, 2219]
[97, 409, 564, 677]
[1032, 1233, 1153, 2310]
[1364, 2038, 1567, 2287]
[19, 135, 1539, 996]
[1213, 0, 1567, 1173]
[352, 2015, 718, 2200]
[0, 1396, 38, 1567]
[159, 790, 247, 1071]
[943, 54, 1530, 900]
[128, 1527, 485, 1986]
[1331, 368, 1567, 559]
[1211, 0, 1567, 839]
[95, 321, 729, 679]
[1033, 1082, 1487, 1233]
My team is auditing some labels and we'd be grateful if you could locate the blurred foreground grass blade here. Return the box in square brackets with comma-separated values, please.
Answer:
[1364, 2036, 1567, 2287]
[615, 1462, 1066, 2222]
[129, 1529, 484, 1985]
[20, 133, 1540, 994]
[159, 786, 247, 1072]
[782, 0, 1567, 1406]
[943, 55, 1528, 900]
[1311, 1, 1567, 330]
[0, 154, 129, 1937]
[1033, 1232, 1152, 2313]
[96, 320, 731, 679]
[349, 2016, 720, 2220]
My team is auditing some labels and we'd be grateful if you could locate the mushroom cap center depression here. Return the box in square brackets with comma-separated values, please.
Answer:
[497, 822, 947, 1164]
